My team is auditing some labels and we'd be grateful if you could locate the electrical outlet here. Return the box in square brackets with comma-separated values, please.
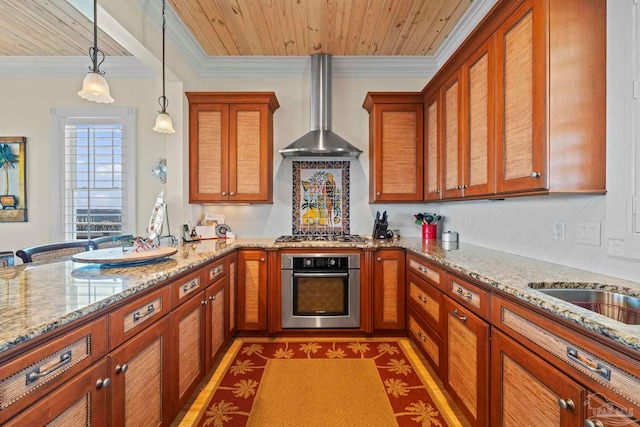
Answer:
[607, 238, 625, 256]
[554, 221, 566, 241]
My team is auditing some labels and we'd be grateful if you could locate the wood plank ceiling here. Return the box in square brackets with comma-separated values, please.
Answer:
[0, 0, 473, 57]
[170, 0, 474, 56]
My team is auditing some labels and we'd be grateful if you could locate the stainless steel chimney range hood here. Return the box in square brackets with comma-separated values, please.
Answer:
[279, 53, 362, 159]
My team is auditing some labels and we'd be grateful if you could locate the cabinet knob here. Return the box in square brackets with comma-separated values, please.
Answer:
[434, 189, 440, 193]
[377, 257, 381, 262]
[96, 377, 110, 389]
[202, 300, 207, 305]
[221, 191, 227, 196]
[530, 172, 541, 178]
[376, 192, 381, 196]
[557, 398, 575, 411]
[585, 420, 604, 427]
[260, 257, 265, 262]
[209, 295, 215, 301]
[115, 364, 128, 374]
[230, 191, 235, 196]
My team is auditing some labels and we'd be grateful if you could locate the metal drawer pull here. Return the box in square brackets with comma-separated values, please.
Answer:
[452, 309, 467, 323]
[26, 350, 72, 385]
[183, 281, 197, 292]
[133, 304, 155, 321]
[456, 287, 472, 299]
[557, 398, 575, 411]
[210, 266, 223, 277]
[566, 347, 611, 381]
[418, 294, 427, 303]
[417, 330, 427, 342]
[585, 420, 605, 427]
[95, 378, 110, 389]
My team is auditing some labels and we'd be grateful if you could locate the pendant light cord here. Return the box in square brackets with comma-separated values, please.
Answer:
[89, 0, 105, 74]
[158, 0, 169, 113]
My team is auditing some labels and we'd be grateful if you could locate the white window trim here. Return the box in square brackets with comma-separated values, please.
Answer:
[50, 106, 136, 242]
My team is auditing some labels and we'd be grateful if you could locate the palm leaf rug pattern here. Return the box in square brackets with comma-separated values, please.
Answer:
[196, 341, 448, 427]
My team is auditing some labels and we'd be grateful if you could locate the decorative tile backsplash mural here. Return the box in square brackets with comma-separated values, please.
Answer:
[292, 161, 350, 235]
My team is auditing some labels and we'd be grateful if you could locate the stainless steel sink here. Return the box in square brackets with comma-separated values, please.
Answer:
[532, 288, 640, 325]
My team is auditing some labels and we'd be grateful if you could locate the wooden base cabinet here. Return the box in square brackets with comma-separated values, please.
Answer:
[238, 249, 268, 331]
[205, 280, 226, 371]
[443, 296, 490, 427]
[373, 249, 405, 330]
[109, 315, 172, 427]
[491, 329, 585, 427]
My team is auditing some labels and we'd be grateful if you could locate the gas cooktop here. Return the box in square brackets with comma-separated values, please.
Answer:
[275, 235, 366, 243]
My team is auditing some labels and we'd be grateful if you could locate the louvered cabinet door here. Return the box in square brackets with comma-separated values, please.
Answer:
[424, 92, 441, 201]
[441, 71, 464, 199]
[3, 359, 110, 427]
[170, 291, 206, 414]
[238, 249, 268, 331]
[491, 329, 585, 427]
[463, 37, 496, 197]
[206, 280, 226, 371]
[444, 296, 490, 427]
[229, 103, 273, 202]
[373, 249, 406, 330]
[188, 103, 230, 202]
[109, 316, 172, 427]
[495, 0, 546, 194]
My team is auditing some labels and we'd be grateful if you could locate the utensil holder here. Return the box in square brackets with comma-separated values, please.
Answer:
[422, 224, 437, 240]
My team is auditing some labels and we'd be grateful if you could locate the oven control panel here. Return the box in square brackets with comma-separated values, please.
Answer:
[294, 256, 348, 269]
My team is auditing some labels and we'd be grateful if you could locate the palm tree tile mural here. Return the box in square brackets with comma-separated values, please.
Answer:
[0, 137, 27, 222]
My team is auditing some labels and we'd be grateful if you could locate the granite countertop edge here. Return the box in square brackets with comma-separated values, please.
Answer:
[1, 237, 639, 356]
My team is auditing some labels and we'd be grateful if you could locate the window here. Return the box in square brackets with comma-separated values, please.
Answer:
[51, 107, 135, 242]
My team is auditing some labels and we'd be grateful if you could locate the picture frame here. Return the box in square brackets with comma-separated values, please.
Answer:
[0, 137, 27, 222]
[292, 161, 350, 235]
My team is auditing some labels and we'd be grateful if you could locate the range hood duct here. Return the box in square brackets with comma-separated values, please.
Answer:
[279, 53, 362, 158]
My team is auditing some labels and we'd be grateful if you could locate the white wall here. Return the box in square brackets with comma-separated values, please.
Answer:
[0, 77, 183, 252]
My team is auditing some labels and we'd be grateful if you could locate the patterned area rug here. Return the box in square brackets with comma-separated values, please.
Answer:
[185, 338, 460, 427]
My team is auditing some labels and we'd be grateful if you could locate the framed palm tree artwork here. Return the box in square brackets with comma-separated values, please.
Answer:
[292, 161, 350, 235]
[0, 137, 27, 222]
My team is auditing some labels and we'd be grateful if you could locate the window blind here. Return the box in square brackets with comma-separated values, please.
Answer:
[62, 120, 126, 241]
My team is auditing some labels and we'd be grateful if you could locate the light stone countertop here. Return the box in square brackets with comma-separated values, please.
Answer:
[0, 237, 638, 357]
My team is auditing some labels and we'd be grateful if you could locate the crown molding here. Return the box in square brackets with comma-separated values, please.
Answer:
[0, 56, 155, 79]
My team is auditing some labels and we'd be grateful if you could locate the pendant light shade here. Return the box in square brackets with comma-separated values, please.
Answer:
[153, 0, 175, 134]
[78, 0, 114, 103]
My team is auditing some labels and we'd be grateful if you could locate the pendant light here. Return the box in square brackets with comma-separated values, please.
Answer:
[78, 0, 114, 103]
[153, 0, 175, 134]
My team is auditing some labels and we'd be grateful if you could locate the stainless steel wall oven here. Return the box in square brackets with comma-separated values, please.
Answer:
[281, 253, 360, 328]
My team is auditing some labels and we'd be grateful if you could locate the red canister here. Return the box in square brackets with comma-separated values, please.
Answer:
[422, 224, 437, 240]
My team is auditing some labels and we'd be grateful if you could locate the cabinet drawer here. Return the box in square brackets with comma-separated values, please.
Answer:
[4, 359, 109, 427]
[407, 306, 442, 375]
[492, 296, 640, 412]
[171, 269, 204, 308]
[446, 273, 490, 319]
[407, 254, 444, 290]
[109, 286, 171, 349]
[0, 317, 108, 423]
[205, 258, 227, 285]
[407, 272, 443, 334]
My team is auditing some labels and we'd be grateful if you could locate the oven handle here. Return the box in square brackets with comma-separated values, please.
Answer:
[293, 272, 349, 278]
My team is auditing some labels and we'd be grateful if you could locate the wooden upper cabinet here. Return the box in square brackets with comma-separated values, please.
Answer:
[495, 0, 606, 195]
[186, 92, 279, 203]
[363, 93, 424, 202]
[462, 37, 496, 198]
[424, 92, 441, 200]
[441, 71, 463, 199]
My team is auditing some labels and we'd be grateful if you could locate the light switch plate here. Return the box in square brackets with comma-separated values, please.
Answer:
[577, 222, 601, 246]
